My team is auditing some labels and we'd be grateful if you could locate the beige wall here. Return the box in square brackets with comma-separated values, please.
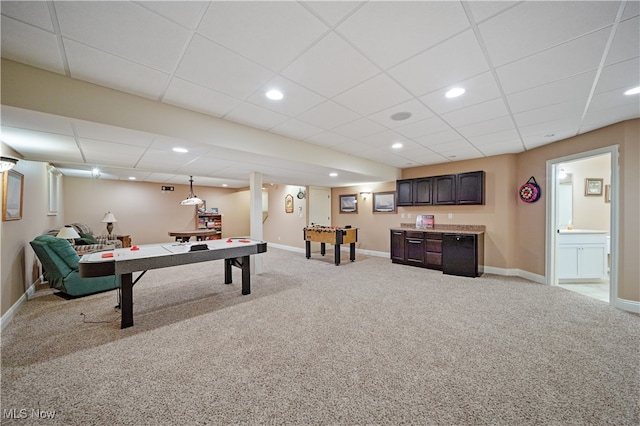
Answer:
[562, 154, 611, 231]
[63, 177, 250, 245]
[263, 184, 308, 249]
[2, 120, 639, 318]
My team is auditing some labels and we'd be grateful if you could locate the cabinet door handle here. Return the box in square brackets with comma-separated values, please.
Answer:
[393, 232, 403, 235]
[408, 239, 422, 244]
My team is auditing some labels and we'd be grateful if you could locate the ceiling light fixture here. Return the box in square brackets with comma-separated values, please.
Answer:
[180, 176, 203, 206]
[624, 86, 640, 96]
[392, 142, 403, 149]
[0, 156, 18, 172]
[173, 147, 188, 153]
[91, 168, 101, 178]
[266, 89, 284, 100]
[390, 111, 412, 121]
[445, 87, 465, 98]
[128, 176, 136, 180]
[329, 172, 338, 177]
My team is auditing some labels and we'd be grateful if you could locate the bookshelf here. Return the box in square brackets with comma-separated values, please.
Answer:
[196, 213, 222, 240]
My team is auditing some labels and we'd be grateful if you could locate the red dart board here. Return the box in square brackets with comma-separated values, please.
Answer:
[519, 176, 541, 203]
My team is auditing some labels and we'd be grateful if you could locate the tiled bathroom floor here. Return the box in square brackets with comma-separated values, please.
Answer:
[558, 282, 609, 303]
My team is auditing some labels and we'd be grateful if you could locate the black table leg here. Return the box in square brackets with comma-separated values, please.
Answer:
[241, 255, 250, 295]
[334, 244, 341, 265]
[321, 243, 326, 256]
[305, 240, 311, 259]
[350, 242, 356, 262]
[120, 273, 134, 329]
[224, 257, 251, 295]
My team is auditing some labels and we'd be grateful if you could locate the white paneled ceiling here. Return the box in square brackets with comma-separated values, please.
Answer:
[1, 0, 638, 188]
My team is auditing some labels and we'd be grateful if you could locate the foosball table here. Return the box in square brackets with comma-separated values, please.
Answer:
[303, 226, 358, 265]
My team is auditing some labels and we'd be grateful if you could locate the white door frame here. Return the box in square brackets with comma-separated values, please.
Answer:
[545, 145, 619, 304]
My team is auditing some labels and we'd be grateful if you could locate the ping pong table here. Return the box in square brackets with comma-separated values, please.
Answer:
[79, 238, 267, 328]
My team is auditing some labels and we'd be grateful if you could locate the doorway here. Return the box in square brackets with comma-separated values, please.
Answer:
[546, 146, 619, 304]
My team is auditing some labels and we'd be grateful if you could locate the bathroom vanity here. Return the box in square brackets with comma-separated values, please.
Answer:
[557, 230, 608, 282]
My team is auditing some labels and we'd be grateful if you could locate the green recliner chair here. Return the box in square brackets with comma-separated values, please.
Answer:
[30, 234, 120, 297]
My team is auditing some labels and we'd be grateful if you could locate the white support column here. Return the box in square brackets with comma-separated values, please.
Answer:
[250, 172, 263, 274]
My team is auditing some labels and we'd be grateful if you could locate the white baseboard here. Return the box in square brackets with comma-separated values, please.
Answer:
[1, 280, 38, 331]
[614, 297, 640, 313]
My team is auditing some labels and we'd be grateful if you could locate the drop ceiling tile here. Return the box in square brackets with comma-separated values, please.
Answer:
[0, 127, 83, 162]
[225, 102, 290, 131]
[496, 28, 610, 94]
[394, 116, 451, 139]
[135, 1, 208, 30]
[414, 129, 463, 147]
[163, 78, 242, 118]
[514, 98, 587, 128]
[300, 1, 362, 27]
[79, 139, 146, 167]
[457, 116, 516, 139]
[296, 100, 360, 130]
[64, 39, 170, 100]
[338, 1, 469, 70]
[481, 1, 619, 65]
[582, 103, 640, 133]
[329, 139, 374, 155]
[588, 88, 640, 112]
[74, 121, 155, 147]
[388, 29, 489, 96]
[281, 32, 379, 98]
[476, 140, 524, 156]
[176, 35, 274, 99]
[333, 73, 413, 115]
[1, 1, 54, 31]
[0, 16, 65, 74]
[397, 147, 447, 166]
[0, 107, 74, 135]
[622, 1, 640, 19]
[519, 117, 581, 139]
[466, 1, 519, 23]
[135, 148, 198, 172]
[55, 1, 191, 72]
[605, 16, 640, 66]
[174, 156, 236, 176]
[466, 128, 521, 146]
[441, 98, 509, 128]
[198, 1, 328, 72]
[150, 135, 212, 156]
[507, 71, 597, 114]
[367, 99, 435, 129]
[595, 58, 640, 94]
[269, 119, 324, 141]
[246, 75, 326, 116]
[357, 130, 406, 149]
[429, 139, 477, 154]
[304, 131, 351, 148]
[332, 118, 387, 140]
[419, 72, 501, 115]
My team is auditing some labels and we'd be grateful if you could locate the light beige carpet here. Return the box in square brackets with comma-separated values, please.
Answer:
[2, 247, 639, 425]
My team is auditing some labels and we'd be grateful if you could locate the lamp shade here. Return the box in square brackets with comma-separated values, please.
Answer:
[56, 226, 81, 240]
[0, 157, 18, 172]
[101, 212, 118, 223]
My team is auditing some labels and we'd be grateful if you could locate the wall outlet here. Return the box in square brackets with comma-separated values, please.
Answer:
[401, 213, 405, 219]
[448, 213, 453, 219]
[407, 213, 412, 219]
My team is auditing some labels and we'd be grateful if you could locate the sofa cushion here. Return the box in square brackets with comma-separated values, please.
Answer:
[77, 233, 99, 244]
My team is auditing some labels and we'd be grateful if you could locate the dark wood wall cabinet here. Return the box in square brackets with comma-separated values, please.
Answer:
[390, 229, 483, 277]
[396, 171, 485, 206]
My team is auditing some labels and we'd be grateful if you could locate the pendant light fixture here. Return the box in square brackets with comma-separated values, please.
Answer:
[0, 157, 18, 172]
[180, 176, 203, 206]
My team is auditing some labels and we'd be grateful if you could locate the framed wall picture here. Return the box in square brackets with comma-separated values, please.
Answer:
[196, 200, 207, 214]
[373, 191, 396, 213]
[585, 178, 603, 196]
[3, 169, 24, 221]
[285, 194, 294, 213]
[340, 194, 357, 213]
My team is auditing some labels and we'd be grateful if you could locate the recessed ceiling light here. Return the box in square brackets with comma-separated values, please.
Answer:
[173, 147, 188, 153]
[329, 172, 338, 177]
[222, 184, 228, 187]
[392, 142, 403, 149]
[624, 86, 640, 96]
[128, 176, 136, 180]
[390, 111, 412, 121]
[445, 87, 465, 98]
[266, 89, 284, 100]
[544, 133, 555, 138]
